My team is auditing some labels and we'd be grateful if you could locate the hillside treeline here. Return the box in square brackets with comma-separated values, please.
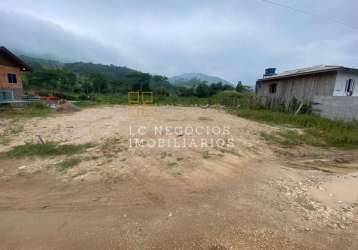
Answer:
[21, 56, 251, 98]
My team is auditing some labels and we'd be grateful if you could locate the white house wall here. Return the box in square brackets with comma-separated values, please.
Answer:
[333, 71, 358, 96]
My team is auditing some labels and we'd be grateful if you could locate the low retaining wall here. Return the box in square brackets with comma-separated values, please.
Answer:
[312, 96, 358, 120]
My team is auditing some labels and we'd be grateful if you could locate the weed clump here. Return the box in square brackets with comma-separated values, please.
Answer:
[2, 142, 94, 158]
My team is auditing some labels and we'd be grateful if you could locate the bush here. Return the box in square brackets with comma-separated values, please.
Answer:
[52, 92, 76, 100]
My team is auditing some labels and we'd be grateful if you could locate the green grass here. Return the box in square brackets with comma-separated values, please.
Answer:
[2, 142, 94, 158]
[74, 100, 99, 108]
[154, 92, 253, 107]
[71, 92, 254, 108]
[236, 108, 358, 149]
[73, 92, 253, 107]
[55, 158, 82, 172]
[0, 103, 51, 118]
[73, 95, 128, 108]
[154, 96, 211, 106]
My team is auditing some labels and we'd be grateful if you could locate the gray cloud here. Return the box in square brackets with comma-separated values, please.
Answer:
[0, 0, 357, 84]
[0, 10, 138, 66]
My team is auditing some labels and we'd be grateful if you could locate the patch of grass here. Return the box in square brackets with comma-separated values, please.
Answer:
[167, 161, 178, 167]
[74, 95, 128, 108]
[239, 108, 358, 148]
[96, 95, 127, 104]
[0, 103, 51, 118]
[55, 158, 82, 172]
[74, 100, 99, 108]
[100, 137, 127, 157]
[154, 92, 253, 107]
[260, 130, 322, 147]
[2, 142, 94, 158]
[73, 93, 253, 108]
[154, 96, 211, 106]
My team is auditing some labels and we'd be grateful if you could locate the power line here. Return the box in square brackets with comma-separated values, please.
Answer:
[261, 0, 358, 31]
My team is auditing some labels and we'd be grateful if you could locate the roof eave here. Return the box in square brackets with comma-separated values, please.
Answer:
[0, 46, 32, 72]
[257, 68, 343, 82]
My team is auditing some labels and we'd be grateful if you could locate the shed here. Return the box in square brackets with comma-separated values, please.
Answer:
[256, 65, 358, 104]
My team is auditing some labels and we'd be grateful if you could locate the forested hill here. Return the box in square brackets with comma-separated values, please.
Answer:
[20, 55, 138, 80]
[63, 62, 137, 82]
[19, 55, 249, 98]
[20, 55, 63, 70]
[19, 55, 176, 96]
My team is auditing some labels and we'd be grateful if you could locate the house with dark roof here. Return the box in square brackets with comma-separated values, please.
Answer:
[0, 46, 31, 102]
[256, 65, 358, 104]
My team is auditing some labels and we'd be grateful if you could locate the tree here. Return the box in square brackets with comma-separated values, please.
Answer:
[150, 75, 176, 96]
[59, 70, 77, 93]
[80, 79, 93, 94]
[195, 83, 211, 98]
[91, 73, 107, 93]
[177, 86, 193, 97]
[127, 72, 151, 92]
[235, 81, 251, 93]
[209, 82, 223, 95]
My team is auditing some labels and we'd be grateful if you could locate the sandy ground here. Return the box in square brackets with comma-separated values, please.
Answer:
[0, 106, 357, 249]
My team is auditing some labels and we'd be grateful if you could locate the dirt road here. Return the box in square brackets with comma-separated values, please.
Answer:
[0, 106, 357, 249]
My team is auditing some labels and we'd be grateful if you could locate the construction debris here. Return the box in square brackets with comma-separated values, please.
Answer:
[55, 101, 81, 113]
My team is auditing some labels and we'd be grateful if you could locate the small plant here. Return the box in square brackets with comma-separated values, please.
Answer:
[167, 161, 178, 167]
[55, 158, 82, 172]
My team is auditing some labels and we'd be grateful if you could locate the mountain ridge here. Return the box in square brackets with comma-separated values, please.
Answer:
[169, 73, 232, 87]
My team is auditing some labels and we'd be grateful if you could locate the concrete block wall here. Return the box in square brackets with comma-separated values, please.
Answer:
[312, 96, 358, 120]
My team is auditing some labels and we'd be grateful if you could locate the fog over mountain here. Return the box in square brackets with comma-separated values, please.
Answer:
[169, 73, 232, 86]
[0, 10, 135, 68]
[0, 1, 357, 84]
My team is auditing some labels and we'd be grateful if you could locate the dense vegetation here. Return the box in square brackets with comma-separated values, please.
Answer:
[20, 56, 251, 99]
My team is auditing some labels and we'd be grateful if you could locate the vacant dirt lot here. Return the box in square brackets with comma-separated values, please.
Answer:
[0, 106, 357, 249]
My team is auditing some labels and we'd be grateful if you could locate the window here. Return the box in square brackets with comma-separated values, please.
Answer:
[7, 73, 17, 84]
[345, 79, 355, 96]
[269, 83, 277, 94]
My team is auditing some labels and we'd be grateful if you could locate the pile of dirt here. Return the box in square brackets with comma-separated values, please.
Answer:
[55, 101, 81, 113]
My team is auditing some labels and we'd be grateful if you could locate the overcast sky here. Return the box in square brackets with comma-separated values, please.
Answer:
[0, 0, 357, 84]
